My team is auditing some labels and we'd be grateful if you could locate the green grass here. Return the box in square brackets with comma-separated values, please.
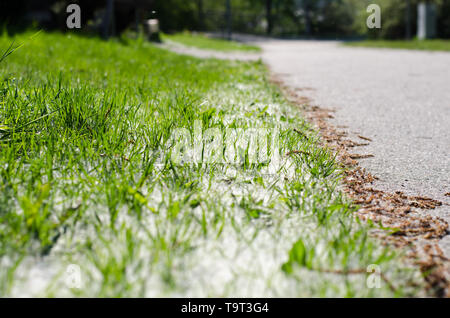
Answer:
[345, 39, 450, 52]
[0, 31, 424, 297]
[161, 32, 261, 52]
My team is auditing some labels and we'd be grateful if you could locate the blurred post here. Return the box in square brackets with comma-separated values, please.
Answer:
[144, 19, 161, 42]
[225, 0, 232, 40]
[417, 2, 437, 40]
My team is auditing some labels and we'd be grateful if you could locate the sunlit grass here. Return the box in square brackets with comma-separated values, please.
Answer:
[0, 31, 423, 297]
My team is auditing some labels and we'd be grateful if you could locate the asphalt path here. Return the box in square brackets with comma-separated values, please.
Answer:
[159, 37, 450, 256]
[257, 40, 450, 256]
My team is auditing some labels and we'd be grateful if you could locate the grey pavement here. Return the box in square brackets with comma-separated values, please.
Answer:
[255, 40, 450, 256]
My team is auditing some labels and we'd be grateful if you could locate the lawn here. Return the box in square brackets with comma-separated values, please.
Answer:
[161, 32, 261, 52]
[345, 39, 450, 52]
[0, 31, 423, 297]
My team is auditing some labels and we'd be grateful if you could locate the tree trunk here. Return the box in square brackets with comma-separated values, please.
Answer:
[304, 1, 311, 37]
[225, 0, 232, 40]
[266, 0, 273, 34]
[103, 0, 115, 39]
[406, 0, 412, 39]
[197, 0, 205, 31]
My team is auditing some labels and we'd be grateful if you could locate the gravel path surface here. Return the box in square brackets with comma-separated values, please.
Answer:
[256, 40, 450, 256]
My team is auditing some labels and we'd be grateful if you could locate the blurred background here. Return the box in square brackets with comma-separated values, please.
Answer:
[1, 0, 449, 40]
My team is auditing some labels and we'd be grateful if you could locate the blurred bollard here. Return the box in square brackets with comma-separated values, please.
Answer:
[417, 3, 437, 40]
[144, 19, 161, 42]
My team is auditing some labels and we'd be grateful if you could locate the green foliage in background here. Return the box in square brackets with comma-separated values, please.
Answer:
[1, 0, 450, 39]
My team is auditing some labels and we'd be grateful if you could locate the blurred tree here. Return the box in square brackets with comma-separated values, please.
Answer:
[406, 0, 412, 39]
[197, 0, 205, 31]
[437, 0, 450, 38]
[315, 0, 359, 37]
[266, 0, 273, 34]
[153, 0, 198, 32]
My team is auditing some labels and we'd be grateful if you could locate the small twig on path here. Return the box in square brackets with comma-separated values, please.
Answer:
[358, 135, 373, 142]
[349, 154, 375, 159]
